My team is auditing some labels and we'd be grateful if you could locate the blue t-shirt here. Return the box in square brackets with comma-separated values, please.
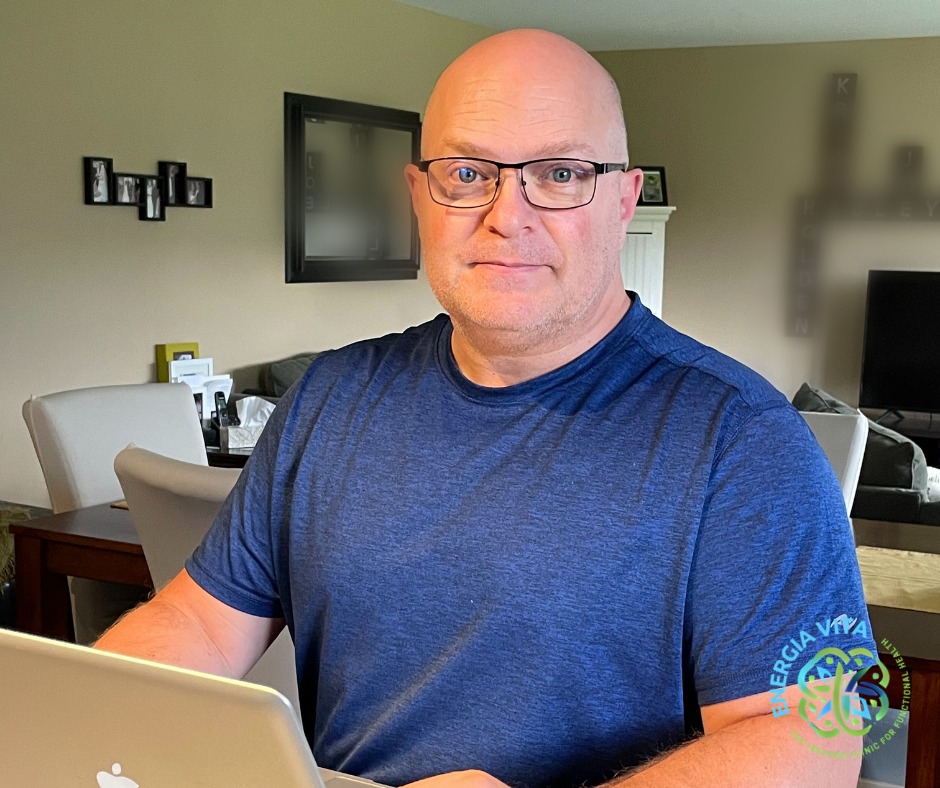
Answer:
[187, 293, 875, 788]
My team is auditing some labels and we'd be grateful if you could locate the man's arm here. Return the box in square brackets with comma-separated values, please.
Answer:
[402, 682, 860, 788]
[94, 568, 283, 679]
[610, 681, 860, 787]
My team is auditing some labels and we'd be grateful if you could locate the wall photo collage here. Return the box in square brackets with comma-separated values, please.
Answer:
[83, 157, 213, 222]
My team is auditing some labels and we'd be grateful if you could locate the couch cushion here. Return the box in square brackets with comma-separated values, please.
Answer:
[851, 485, 923, 523]
[792, 383, 856, 415]
[792, 383, 927, 492]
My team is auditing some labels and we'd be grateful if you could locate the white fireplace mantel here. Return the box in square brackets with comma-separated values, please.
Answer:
[621, 206, 676, 318]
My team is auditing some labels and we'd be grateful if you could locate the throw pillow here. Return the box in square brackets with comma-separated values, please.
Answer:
[259, 352, 327, 398]
[792, 383, 856, 415]
[792, 383, 928, 493]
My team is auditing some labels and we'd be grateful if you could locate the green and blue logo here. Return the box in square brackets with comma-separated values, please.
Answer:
[769, 616, 911, 759]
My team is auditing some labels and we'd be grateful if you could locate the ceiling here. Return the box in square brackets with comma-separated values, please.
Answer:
[392, 0, 940, 51]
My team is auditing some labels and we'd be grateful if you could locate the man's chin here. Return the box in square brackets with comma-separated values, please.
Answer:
[452, 290, 565, 335]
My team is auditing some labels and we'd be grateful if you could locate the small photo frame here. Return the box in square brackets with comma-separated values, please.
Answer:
[139, 176, 166, 221]
[169, 357, 214, 382]
[159, 160, 187, 206]
[113, 173, 142, 205]
[84, 157, 114, 205]
[185, 177, 213, 208]
[637, 166, 668, 206]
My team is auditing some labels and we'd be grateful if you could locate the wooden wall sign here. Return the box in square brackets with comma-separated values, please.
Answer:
[788, 75, 939, 337]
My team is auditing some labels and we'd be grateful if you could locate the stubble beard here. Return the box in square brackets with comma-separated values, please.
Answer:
[427, 253, 615, 355]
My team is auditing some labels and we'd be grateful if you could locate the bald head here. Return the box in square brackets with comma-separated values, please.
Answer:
[422, 29, 628, 162]
[405, 29, 642, 359]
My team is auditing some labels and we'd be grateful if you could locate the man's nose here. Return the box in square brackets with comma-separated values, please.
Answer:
[482, 169, 537, 237]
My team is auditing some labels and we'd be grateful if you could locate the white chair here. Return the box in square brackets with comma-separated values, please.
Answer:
[22, 383, 207, 644]
[800, 410, 869, 514]
[114, 446, 300, 714]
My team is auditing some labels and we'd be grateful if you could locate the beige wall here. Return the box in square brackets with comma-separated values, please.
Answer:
[595, 38, 940, 407]
[5, 13, 940, 505]
[0, 0, 492, 505]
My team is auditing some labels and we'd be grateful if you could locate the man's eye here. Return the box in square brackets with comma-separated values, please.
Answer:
[551, 168, 573, 183]
[456, 167, 478, 184]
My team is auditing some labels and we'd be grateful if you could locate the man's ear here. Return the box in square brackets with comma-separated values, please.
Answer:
[620, 167, 644, 230]
[404, 163, 422, 215]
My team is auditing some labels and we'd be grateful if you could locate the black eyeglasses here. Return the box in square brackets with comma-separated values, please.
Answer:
[418, 157, 627, 210]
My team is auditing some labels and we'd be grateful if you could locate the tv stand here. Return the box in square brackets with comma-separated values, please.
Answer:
[874, 409, 905, 425]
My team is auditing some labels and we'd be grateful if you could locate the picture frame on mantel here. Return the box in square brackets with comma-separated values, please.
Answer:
[636, 166, 668, 206]
[284, 92, 421, 283]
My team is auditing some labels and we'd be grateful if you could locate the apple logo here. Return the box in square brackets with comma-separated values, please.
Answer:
[96, 763, 139, 788]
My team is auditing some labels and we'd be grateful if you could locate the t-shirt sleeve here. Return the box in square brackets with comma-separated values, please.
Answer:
[185, 385, 302, 619]
[687, 403, 877, 707]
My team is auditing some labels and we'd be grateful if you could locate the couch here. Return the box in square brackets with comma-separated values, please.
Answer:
[234, 351, 328, 404]
[793, 383, 940, 526]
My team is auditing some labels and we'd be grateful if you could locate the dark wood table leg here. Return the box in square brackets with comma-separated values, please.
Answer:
[14, 533, 73, 641]
[906, 661, 940, 788]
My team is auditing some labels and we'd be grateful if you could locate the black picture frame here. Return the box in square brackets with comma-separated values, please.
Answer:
[84, 157, 114, 205]
[636, 166, 668, 206]
[284, 92, 421, 283]
[184, 177, 213, 207]
[138, 176, 166, 221]
[158, 161, 187, 206]
[112, 172, 142, 206]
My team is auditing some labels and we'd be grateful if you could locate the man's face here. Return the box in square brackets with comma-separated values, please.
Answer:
[406, 63, 640, 343]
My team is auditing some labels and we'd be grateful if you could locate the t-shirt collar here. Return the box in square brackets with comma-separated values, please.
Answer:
[436, 291, 649, 405]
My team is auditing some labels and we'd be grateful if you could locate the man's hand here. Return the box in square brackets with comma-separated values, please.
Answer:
[402, 770, 511, 788]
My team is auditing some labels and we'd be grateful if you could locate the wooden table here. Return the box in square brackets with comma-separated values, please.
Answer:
[206, 446, 252, 468]
[854, 518, 940, 555]
[10, 504, 152, 642]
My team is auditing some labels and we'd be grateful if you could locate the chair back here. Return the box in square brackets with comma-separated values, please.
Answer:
[800, 410, 869, 514]
[115, 446, 299, 713]
[23, 383, 206, 514]
[114, 447, 239, 589]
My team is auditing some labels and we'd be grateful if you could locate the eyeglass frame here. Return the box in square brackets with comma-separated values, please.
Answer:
[417, 156, 628, 211]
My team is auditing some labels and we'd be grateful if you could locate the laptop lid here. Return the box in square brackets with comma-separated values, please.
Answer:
[0, 628, 325, 788]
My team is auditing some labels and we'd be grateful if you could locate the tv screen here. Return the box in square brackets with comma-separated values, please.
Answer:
[859, 270, 940, 413]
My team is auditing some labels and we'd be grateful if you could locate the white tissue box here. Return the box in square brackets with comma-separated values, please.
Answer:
[220, 424, 265, 450]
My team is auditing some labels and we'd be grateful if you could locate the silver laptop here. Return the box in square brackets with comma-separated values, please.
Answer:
[0, 627, 388, 788]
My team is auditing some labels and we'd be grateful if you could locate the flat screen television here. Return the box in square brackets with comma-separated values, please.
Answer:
[859, 270, 940, 413]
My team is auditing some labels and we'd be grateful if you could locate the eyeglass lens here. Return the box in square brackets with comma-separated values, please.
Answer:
[426, 159, 598, 209]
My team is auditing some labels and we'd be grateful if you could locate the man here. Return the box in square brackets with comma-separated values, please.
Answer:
[97, 29, 875, 788]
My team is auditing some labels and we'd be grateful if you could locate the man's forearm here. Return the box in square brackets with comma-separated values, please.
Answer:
[94, 592, 236, 675]
[611, 713, 860, 788]
[93, 569, 281, 679]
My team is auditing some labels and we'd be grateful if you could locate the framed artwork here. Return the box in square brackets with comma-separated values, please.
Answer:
[84, 157, 114, 205]
[284, 92, 421, 283]
[636, 166, 668, 206]
[82, 157, 212, 220]
[138, 176, 166, 221]
[158, 161, 187, 206]
[113, 173, 142, 205]
[168, 356, 213, 382]
[185, 177, 212, 207]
